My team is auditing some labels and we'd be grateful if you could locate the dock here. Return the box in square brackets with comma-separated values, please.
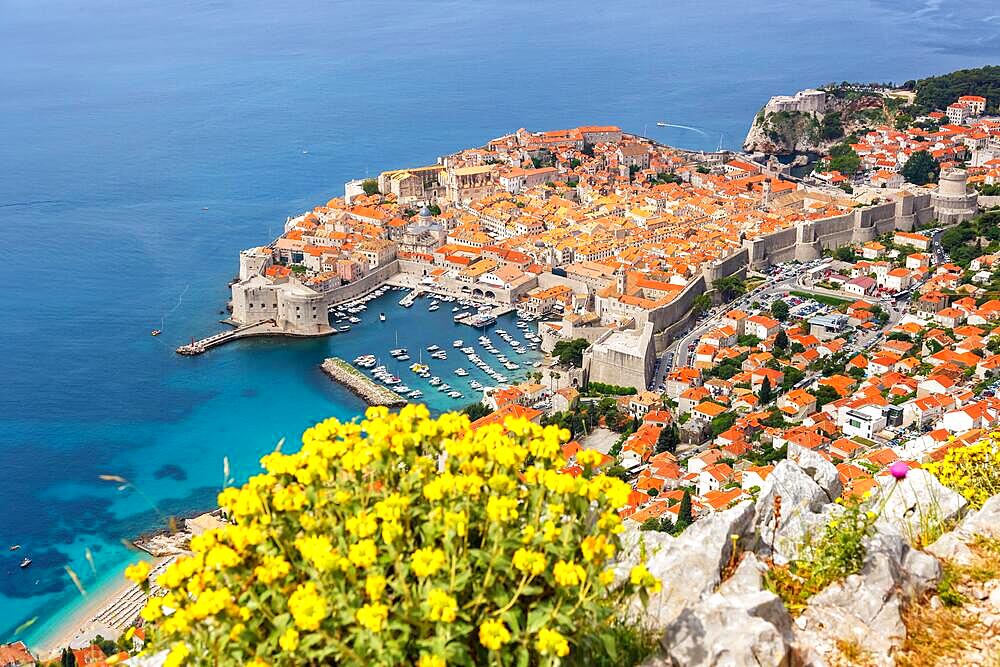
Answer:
[398, 288, 424, 307]
[320, 357, 408, 407]
[456, 304, 517, 327]
[176, 319, 275, 355]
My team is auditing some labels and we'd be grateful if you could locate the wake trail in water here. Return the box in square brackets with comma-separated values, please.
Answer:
[163, 285, 190, 321]
[660, 123, 708, 136]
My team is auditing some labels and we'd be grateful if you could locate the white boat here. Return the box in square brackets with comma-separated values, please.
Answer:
[20, 558, 31, 569]
[453, 340, 463, 348]
[349, 317, 361, 323]
[397, 354, 410, 361]
[379, 313, 386, 321]
[455, 368, 469, 376]
[409, 390, 423, 398]
[427, 345, 440, 352]
[390, 348, 407, 356]
[339, 325, 351, 331]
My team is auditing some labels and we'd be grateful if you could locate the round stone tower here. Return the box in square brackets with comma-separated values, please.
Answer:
[932, 169, 978, 224]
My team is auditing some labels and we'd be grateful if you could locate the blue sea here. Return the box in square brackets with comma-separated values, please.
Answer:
[1, 0, 997, 649]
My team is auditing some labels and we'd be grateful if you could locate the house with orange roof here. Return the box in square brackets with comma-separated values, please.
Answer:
[702, 487, 745, 512]
[690, 401, 728, 423]
[697, 462, 735, 496]
[677, 386, 712, 414]
[778, 388, 817, 421]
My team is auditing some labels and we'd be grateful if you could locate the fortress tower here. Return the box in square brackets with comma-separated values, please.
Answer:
[932, 169, 978, 224]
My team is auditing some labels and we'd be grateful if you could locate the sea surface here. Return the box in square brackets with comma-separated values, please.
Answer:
[1, 0, 998, 648]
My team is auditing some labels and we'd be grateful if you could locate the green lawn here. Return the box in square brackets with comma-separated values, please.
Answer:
[790, 291, 853, 307]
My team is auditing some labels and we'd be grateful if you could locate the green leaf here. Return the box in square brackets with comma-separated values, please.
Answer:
[599, 631, 619, 661]
[526, 606, 549, 634]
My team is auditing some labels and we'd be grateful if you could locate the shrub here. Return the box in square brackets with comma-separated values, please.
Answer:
[765, 495, 875, 613]
[924, 435, 1000, 509]
[130, 407, 660, 666]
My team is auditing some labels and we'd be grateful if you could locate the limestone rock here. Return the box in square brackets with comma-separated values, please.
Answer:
[786, 443, 842, 501]
[751, 460, 833, 564]
[793, 531, 940, 666]
[660, 590, 794, 667]
[718, 552, 768, 597]
[629, 501, 754, 628]
[873, 469, 968, 543]
[927, 493, 1000, 565]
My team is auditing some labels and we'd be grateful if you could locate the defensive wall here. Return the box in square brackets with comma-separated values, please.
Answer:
[745, 191, 936, 267]
[328, 261, 401, 305]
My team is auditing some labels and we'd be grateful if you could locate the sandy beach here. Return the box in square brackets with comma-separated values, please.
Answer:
[34, 557, 172, 660]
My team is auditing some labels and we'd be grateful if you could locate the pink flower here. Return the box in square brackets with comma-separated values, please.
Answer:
[889, 461, 909, 481]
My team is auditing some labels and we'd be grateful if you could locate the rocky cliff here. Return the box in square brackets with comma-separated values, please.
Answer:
[743, 92, 892, 155]
[625, 451, 1000, 666]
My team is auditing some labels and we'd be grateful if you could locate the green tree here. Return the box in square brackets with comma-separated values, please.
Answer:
[901, 150, 940, 186]
[656, 424, 679, 454]
[774, 329, 789, 352]
[361, 178, 379, 196]
[710, 411, 737, 437]
[553, 338, 590, 367]
[759, 376, 773, 404]
[692, 293, 712, 315]
[834, 246, 857, 262]
[675, 490, 693, 533]
[461, 402, 492, 421]
[827, 141, 860, 174]
[713, 276, 747, 302]
[771, 300, 790, 321]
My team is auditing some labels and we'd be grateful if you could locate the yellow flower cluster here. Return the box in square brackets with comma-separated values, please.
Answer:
[925, 436, 1000, 509]
[133, 406, 661, 665]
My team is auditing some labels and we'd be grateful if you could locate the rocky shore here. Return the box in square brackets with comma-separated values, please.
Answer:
[321, 357, 407, 407]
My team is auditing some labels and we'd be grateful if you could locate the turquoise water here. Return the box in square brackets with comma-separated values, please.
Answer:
[2, 0, 998, 648]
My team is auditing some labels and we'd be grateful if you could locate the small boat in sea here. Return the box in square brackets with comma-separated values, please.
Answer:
[656, 121, 667, 127]
[20, 558, 31, 569]
[453, 340, 463, 348]
[9, 545, 20, 551]
[428, 305, 439, 312]
[379, 313, 386, 321]
[397, 354, 411, 361]
[151, 330, 161, 336]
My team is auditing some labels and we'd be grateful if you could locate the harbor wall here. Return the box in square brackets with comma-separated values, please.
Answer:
[328, 261, 401, 305]
[320, 357, 407, 407]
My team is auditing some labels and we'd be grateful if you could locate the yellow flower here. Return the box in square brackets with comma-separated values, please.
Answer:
[599, 569, 616, 586]
[577, 449, 604, 468]
[365, 574, 387, 600]
[425, 588, 458, 623]
[486, 496, 519, 524]
[254, 555, 291, 584]
[296, 535, 339, 571]
[629, 564, 662, 592]
[278, 627, 299, 651]
[412, 547, 447, 578]
[140, 596, 164, 622]
[478, 618, 512, 651]
[512, 548, 546, 576]
[204, 545, 241, 570]
[536, 628, 570, 656]
[346, 512, 378, 538]
[356, 602, 389, 632]
[348, 539, 378, 569]
[289, 582, 328, 631]
[163, 642, 190, 667]
[417, 655, 446, 667]
[124, 561, 151, 585]
[553, 560, 586, 587]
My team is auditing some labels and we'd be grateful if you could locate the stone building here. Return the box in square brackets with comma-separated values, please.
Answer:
[582, 322, 656, 391]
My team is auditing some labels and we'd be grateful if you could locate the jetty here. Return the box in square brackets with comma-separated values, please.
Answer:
[399, 288, 424, 307]
[456, 304, 517, 327]
[176, 319, 275, 355]
[321, 357, 408, 407]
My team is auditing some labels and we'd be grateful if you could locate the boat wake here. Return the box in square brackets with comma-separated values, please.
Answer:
[659, 123, 708, 136]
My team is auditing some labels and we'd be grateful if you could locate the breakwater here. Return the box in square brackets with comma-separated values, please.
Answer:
[321, 357, 408, 407]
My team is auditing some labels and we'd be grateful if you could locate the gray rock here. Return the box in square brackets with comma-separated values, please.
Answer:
[718, 552, 768, 597]
[751, 460, 832, 564]
[787, 442, 842, 500]
[660, 590, 794, 667]
[872, 469, 967, 545]
[793, 531, 940, 666]
[628, 501, 754, 628]
[926, 492, 1000, 565]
